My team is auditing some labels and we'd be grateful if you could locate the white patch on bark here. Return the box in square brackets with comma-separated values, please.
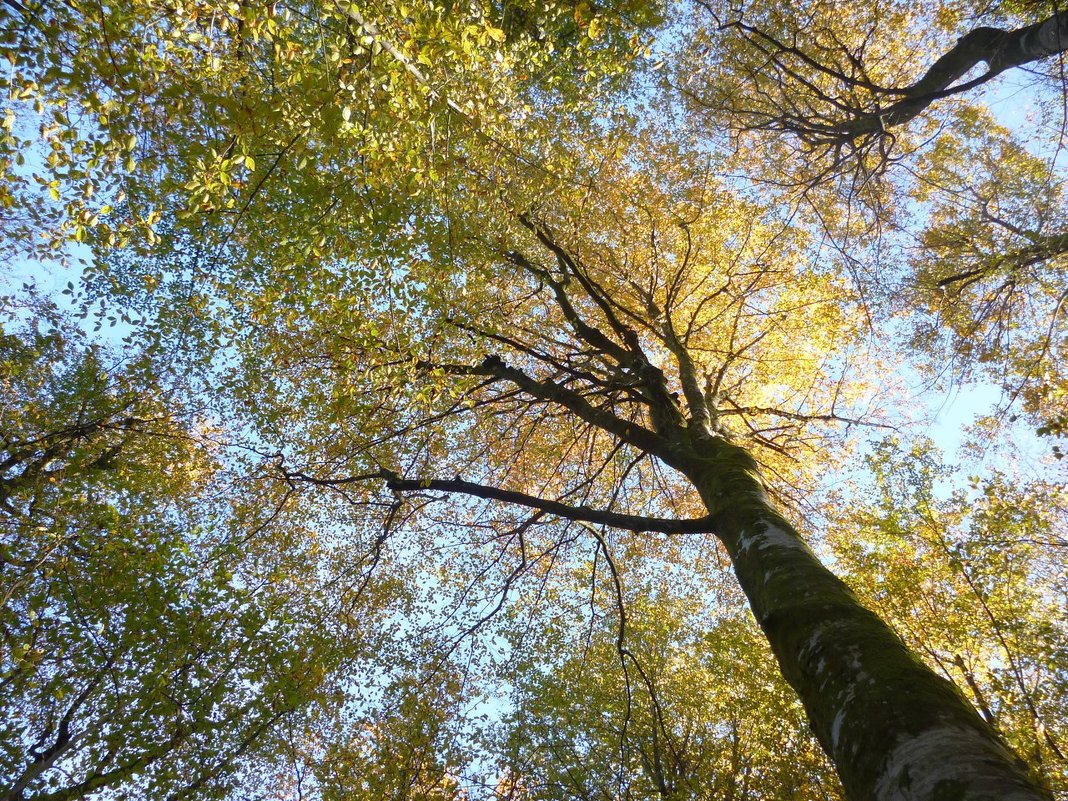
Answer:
[829, 667, 870, 753]
[873, 725, 1045, 801]
[831, 693, 853, 752]
[799, 625, 837, 693]
[846, 646, 863, 671]
[800, 628, 826, 660]
[737, 523, 814, 558]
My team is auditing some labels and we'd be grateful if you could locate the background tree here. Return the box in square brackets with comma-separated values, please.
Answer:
[676, 0, 1068, 451]
[906, 109, 1068, 443]
[678, 1, 1068, 180]
[496, 571, 839, 800]
[827, 439, 1068, 796]
[0, 296, 407, 800]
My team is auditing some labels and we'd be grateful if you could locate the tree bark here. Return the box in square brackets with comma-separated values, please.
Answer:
[846, 12, 1068, 137]
[683, 437, 1048, 801]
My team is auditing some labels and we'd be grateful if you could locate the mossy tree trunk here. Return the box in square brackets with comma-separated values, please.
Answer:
[685, 437, 1048, 801]
[377, 219, 1054, 801]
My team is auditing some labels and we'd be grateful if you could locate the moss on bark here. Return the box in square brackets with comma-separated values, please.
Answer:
[681, 436, 1048, 801]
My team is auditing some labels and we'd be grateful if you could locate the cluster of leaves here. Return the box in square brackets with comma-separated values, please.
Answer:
[0, 296, 413, 800]
[908, 106, 1068, 443]
[495, 570, 840, 800]
[1, 0, 659, 266]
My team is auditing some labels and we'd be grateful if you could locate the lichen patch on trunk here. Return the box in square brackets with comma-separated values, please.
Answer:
[689, 446, 1050, 801]
[873, 725, 1046, 801]
[737, 522, 814, 557]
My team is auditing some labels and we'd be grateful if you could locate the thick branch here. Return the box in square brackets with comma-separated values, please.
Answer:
[934, 230, 1068, 292]
[505, 250, 634, 367]
[517, 215, 640, 351]
[281, 464, 712, 533]
[497, 357, 686, 457]
[718, 398, 891, 430]
[506, 219, 686, 437]
[845, 12, 1068, 137]
[384, 475, 715, 534]
[704, 8, 1068, 171]
[2, 660, 112, 801]
[433, 355, 679, 462]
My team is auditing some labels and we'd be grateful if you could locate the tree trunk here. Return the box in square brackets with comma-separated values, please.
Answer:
[684, 437, 1048, 801]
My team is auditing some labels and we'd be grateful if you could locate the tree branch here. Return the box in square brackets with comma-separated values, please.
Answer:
[284, 466, 714, 534]
[644, 291, 715, 440]
[386, 475, 713, 533]
[699, 8, 1068, 176]
[432, 355, 677, 461]
[821, 12, 1068, 138]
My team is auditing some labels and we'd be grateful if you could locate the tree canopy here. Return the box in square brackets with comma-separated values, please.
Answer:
[2, 1, 1067, 800]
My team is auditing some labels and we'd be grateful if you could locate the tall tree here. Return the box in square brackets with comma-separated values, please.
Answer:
[3, 1, 1066, 800]
[216, 120, 1046, 799]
